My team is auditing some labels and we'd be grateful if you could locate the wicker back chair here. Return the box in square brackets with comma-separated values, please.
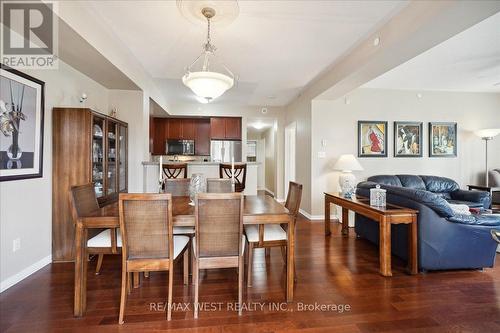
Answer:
[207, 178, 233, 193]
[162, 163, 188, 179]
[244, 181, 302, 286]
[164, 178, 190, 196]
[118, 193, 189, 323]
[193, 192, 245, 317]
[219, 163, 247, 192]
[70, 183, 120, 275]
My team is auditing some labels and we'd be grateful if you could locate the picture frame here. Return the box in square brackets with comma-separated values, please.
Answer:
[358, 121, 388, 157]
[0, 64, 45, 181]
[394, 121, 423, 157]
[429, 122, 457, 157]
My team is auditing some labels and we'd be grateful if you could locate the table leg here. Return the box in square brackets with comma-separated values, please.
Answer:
[408, 215, 418, 274]
[379, 217, 392, 277]
[74, 224, 84, 317]
[325, 198, 331, 236]
[341, 208, 349, 236]
[286, 216, 295, 302]
[133, 272, 140, 288]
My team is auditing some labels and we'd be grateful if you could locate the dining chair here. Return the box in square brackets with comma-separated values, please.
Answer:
[70, 183, 121, 275]
[164, 178, 194, 237]
[244, 181, 302, 286]
[207, 178, 233, 193]
[219, 163, 247, 192]
[118, 193, 189, 324]
[193, 192, 245, 318]
[162, 163, 188, 179]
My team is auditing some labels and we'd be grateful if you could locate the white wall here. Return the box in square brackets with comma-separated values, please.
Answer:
[310, 88, 500, 216]
[263, 128, 276, 194]
[0, 61, 110, 291]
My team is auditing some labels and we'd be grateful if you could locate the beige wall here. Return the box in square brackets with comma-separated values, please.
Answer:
[310, 88, 500, 217]
[285, 95, 312, 213]
[0, 61, 110, 291]
[263, 128, 276, 194]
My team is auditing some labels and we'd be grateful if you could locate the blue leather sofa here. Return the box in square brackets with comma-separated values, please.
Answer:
[355, 175, 499, 271]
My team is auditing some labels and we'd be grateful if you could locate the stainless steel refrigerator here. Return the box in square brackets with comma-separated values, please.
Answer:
[210, 140, 242, 162]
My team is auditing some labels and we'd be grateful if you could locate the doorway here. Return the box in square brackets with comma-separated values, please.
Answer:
[284, 122, 296, 198]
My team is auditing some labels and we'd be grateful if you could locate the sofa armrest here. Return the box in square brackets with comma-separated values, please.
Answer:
[450, 189, 491, 208]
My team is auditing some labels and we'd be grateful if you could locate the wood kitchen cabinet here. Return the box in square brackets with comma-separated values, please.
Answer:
[182, 119, 196, 140]
[167, 118, 182, 139]
[210, 117, 242, 140]
[153, 118, 167, 155]
[195, 119, 211, 155]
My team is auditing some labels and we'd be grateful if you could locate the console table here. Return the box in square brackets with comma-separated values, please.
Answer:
[324, 192, 418, 276]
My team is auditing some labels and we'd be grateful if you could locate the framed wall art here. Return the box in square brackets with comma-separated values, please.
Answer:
[358, 121, 388, 157]
[394, 121, 423, 157]
[0, 64, 45, 181]
[429, 122, 457, 157]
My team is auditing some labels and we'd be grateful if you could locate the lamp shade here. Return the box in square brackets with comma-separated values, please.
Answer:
[182, 71, 234, 101]
[333, 154, 364, 172]
[474, 128, 500, 139]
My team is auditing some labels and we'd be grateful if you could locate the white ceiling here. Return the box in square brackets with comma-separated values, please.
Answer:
[363, 12, 500, 93]
[88, 0, 407, 106]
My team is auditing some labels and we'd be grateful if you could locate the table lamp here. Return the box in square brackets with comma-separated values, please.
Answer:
[474, 128, 500, 186]
[333, 154, 364, 198]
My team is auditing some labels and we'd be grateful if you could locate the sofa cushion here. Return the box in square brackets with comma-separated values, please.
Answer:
[447, 214, 500, 226]
[367, 175, 402, 187]
[396, 175, 426, 190]
[420, 175, 460, 193]
[388, 186, 454, 218]
[446, 199, 484, 208]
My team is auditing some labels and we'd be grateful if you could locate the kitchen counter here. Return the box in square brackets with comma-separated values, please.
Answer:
[142, 161, 260, 195]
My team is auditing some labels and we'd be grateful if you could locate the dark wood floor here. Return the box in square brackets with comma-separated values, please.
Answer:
[1, 218, 499, 333]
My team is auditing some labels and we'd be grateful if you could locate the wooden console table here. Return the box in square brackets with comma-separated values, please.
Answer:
[324, 192, 418, 276]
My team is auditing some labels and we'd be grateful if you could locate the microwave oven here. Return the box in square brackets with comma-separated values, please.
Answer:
[166, 139, 195, 155]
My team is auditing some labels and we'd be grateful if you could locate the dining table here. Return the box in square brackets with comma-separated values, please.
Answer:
[73, 195, 294, 317]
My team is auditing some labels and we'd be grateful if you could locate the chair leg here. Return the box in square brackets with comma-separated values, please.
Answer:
[238, 255, 243, 316]
[133, 272, 140, 288]
[144, 271, 150, 278]
[95, 254, 104, 275]
[265, 248, 270, 257]
[167, 265, 173, 321]
[183, 250, 189, 285]
[194, 258, 199, 319]
[118, 269, 127, 324]
[127, 272, 131, 294]
[191, 247, 196, 286]
[247, 243, 253, 287]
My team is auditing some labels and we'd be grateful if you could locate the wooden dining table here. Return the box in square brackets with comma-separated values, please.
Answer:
[74, 195, 294, 317]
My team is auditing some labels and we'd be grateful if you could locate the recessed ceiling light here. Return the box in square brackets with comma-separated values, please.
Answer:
[416, 93, 423, 99]
[373, 37, 381, 46]
[261, 108, 268, 114]
[253, 123, 265, 130]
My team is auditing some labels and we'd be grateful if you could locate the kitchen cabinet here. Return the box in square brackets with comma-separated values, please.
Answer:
[195, 119, 211, 155]
[182, 119, 196, 140]
[210, 117, 242, 140]
[153, 118, 167, 155]
[167, 118, 182, 139]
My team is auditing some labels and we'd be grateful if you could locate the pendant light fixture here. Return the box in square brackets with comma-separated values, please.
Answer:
[182, 7, 234, 102]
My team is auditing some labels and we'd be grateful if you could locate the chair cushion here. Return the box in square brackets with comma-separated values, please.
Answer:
[173, 226, 195, 235]
[173, 236, 190, 259]
[245, 224, 287, 242]
[87, 229, 122, 248]
[192, 235, 246, 255]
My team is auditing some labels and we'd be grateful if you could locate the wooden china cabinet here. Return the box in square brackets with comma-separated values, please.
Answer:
[52, 108, 128, 262]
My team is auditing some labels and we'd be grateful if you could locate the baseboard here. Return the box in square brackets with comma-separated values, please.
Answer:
[0, 255, 52, 293]
[264, 188, 275, 197]
[299, 209, 338, 221]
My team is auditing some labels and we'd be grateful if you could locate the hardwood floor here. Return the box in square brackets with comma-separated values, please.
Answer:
[1, 217, 499, 333]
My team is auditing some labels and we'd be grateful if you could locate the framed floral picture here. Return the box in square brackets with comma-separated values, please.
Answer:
[394, 121, 423, 157]
[0, 64, 45, 181]
[358, 121, 388, 157]
[429, 122, 457, 157]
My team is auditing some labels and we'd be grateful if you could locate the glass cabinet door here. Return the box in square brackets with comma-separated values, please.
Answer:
[92, 117, 105, 198]
[106, 121, 118, 195]
[118, 125, 127, 192]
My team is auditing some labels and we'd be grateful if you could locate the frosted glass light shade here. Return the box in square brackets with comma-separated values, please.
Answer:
[333, 154, 364, 172]
[474, 128, 500, 139]
[182, 71, 234, 100]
